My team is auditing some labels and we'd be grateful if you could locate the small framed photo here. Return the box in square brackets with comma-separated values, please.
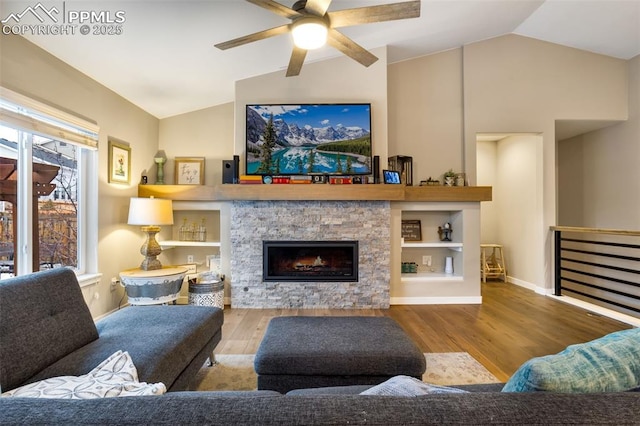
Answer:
[401, 219, 422, 242]
[175, 157, 205, 185]
[108, 139, 131, 184]
[383, 170, 401, 184]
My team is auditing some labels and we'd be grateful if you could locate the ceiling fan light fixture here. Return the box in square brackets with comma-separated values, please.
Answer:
[291, 18, 327, 50]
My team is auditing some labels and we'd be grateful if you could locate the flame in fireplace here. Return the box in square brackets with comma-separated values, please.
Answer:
[294, 256, 326, 271]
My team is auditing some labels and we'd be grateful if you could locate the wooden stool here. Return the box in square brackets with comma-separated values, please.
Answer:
[480, 244, 506, 282]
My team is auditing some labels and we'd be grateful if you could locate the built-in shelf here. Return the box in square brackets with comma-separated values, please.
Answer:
[160, 240, 221, 249]
[401, 272, 463, 282]
[138, 184, 492, 202]
[401, 242, 463, 249]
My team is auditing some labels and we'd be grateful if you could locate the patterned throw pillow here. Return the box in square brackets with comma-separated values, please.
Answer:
[502, 328, 640, 393]
[1, 350, 166, 399]
[360, 375, 468, 396]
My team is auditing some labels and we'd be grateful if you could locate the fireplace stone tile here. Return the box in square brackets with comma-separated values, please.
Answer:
[230, 200, 390, 309]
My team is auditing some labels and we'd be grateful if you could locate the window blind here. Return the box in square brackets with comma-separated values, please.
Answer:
[0, 87, 99, 149]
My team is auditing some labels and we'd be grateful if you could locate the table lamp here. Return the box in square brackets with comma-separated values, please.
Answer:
[127, 197, 173, 271]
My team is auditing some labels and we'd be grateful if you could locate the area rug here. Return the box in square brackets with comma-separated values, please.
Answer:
[194, 353, 500, 391]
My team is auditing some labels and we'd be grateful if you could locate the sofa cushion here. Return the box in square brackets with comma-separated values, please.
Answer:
[26, 305, 223, 391]
[2, 350, 165, 399]
[360, 375, 469, 396]
[502, 328, 640, 392]
[0, 269, 99, 392]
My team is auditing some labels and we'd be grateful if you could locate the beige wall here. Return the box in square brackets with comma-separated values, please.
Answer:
[558, 55, 640, 230]
[388, 49, 463, 183]
[557, 134, 585, 226]
[463, 35, 628, 291]
[158, 103, 235, 186]
[496, 134, 543, 288]
[0, 33, 160, 318]
[476, 140, 498, 242]
[477, 135, 542, 289]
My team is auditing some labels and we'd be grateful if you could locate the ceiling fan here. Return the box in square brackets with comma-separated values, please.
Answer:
[215, 0, 421, 77]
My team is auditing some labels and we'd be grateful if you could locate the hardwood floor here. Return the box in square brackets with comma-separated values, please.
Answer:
[215, 282, 632, 382]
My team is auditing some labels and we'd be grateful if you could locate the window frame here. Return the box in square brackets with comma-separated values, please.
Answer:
[1, 87, 99, 282]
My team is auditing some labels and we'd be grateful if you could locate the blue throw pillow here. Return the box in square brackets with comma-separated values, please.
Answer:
[502, 328, 640, 392]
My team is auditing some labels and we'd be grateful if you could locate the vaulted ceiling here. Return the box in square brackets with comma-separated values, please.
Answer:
[9, 0, 640, 118]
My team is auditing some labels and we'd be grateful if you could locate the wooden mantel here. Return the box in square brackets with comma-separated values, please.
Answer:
[138, 184, 492, 202]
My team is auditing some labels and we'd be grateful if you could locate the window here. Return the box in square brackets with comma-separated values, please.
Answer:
[0, 87, 99, 280]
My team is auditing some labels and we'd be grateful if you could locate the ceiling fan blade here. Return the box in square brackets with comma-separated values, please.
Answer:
[286, 46, 308, 77]
[215, 24, 291, 50]
[246, 0, 301, 19]
[328, 0, 420, 28]
[327, 29, 378, 67]
[303, 0, 333, 17]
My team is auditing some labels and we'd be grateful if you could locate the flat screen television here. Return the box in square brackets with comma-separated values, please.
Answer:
[246, 103, 372, 175]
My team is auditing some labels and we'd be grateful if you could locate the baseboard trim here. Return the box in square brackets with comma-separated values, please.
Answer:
[549, 295, 640, 327]
[93, 304, 128, 321]
[506, 276, 547, 295]
[504, 279, 640, 327]
[390, 296, 482, 305]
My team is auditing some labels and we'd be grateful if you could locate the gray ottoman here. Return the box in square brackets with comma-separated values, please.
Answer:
[254, 316, 426, 393]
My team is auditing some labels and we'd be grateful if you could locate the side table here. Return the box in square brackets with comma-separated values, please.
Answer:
[119, 266, 187, 305]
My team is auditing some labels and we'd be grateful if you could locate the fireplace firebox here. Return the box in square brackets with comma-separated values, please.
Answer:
[263, 241, 358, 282]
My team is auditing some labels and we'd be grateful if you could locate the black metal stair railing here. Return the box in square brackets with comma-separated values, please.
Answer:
[552, 226, 640, 319]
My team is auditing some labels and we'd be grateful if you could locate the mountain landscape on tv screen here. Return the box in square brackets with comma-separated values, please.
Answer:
[246, 105, 372, 175]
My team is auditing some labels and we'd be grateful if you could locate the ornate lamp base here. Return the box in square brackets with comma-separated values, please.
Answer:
[139, 225, 163, 271]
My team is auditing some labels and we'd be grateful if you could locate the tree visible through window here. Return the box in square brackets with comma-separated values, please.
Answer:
[0, 126, 80, 278]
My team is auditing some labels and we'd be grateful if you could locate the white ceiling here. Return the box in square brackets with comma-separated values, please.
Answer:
[6, 0, 640, 118]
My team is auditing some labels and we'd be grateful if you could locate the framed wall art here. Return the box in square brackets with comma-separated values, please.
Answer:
[108, 139, 131, 184]
[175, 157, 205, 185]
[401, 219, 422, 242]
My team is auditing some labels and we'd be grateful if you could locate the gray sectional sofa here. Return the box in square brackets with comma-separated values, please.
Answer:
[1, 268, 639, 425]
[0, 268, 224, 393]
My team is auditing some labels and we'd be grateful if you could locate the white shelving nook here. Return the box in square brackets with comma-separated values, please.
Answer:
[390, 201, 482, 305]
[157, 201, 229, 304]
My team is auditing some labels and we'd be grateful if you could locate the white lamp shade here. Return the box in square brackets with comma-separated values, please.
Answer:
[292, 19, 327, 50]
[127, 197, 174, 226]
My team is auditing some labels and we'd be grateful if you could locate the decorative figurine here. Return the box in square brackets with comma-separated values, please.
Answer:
[438, 222, 453, 242]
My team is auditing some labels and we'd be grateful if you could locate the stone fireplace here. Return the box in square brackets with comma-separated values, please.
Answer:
[230, 200, 390, 308]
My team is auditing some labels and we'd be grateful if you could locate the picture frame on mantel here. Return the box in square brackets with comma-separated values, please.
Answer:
[108, 139, 131, 184]
[175, 157, 205, 185]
